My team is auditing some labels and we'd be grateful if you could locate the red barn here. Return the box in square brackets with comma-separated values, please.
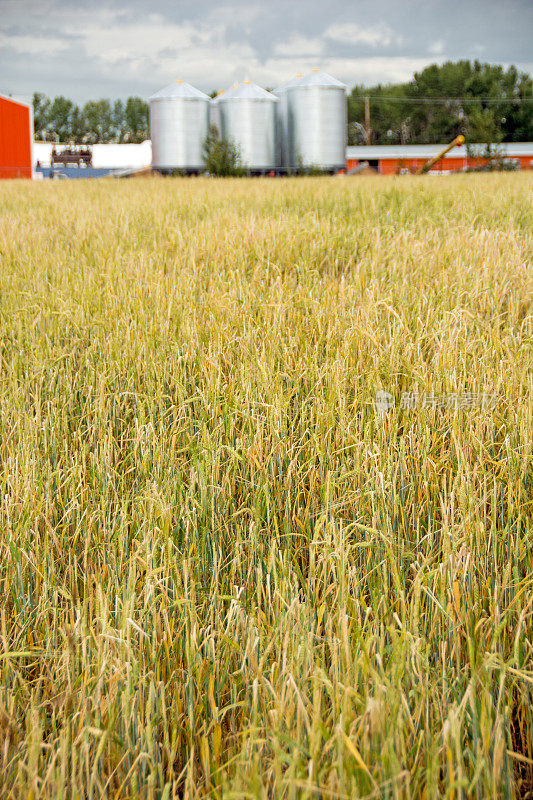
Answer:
[0, 94, 33, 179]
[346, 143, 533, 174]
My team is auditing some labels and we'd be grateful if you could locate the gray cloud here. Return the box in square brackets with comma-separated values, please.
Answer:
[1, 0, 531, 101]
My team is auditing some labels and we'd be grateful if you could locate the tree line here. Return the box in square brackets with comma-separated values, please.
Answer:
[32, 61, 532, 146]
[348, 61, 532, 145]
[32, 95, 149, 143]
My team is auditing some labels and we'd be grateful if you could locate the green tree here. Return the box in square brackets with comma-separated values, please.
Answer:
[32, 93, 51, 141]
[69, 106, 87, 143]
[349, 83, 409, 144]
[124, 97, 149, 143]
[499, 68, 533, 142]
[348, 60, 532, 145]
[466, 105, 502, 145]
[33, 92, 149, 144]
[405, 61, 471, 142]
[83, 99, 114, 144]
[112, 99, 126, 142]
[202, 125, 243, 176]
[48, 96, 77, 142]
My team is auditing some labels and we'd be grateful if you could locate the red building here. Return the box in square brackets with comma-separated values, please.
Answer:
[346, 143, 533, 174]
[0, 94, 33, 179]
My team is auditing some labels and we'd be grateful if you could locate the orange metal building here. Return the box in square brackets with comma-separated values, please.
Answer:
[346, 143, 533, 174]
[0, 94, 33, 179]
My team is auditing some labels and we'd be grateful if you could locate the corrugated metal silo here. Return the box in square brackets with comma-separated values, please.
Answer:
[214, 81, 278, 171]
[150, 80, 210, 171]
[274, 74, 303, 170]
[285, 69, 347, 172]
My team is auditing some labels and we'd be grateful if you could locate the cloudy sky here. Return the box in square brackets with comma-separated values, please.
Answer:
[1, 0, 532, 101]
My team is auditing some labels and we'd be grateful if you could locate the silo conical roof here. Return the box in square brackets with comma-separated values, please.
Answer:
[215, 81, 278, 102]
[274, 73, 304, 94]
[296, 70, 347, 90]
[149, 80, 211, 101]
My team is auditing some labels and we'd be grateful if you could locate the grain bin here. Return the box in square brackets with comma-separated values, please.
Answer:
[285, 69, 347, 172]
[274, 74, 303, 170]
[150, 80, 210, 171]
[214, 81, 278, 172]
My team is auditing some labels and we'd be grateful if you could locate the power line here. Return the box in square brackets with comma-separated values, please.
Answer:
[356, 96, 533, 103]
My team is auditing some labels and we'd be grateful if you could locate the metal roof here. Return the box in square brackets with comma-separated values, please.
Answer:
[0, 93, 31, 108]
[346, 142, 533, 159]
[295, 70, 347, 90]
[274, 73, 304, 94]
[213, 81, 278, 102]
[149, 80, 210, 101]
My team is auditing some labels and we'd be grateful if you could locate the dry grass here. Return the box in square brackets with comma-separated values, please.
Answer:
[0, 173, 531, 799]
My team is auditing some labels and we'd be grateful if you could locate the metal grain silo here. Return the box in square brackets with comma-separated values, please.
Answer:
[150, 80, 210, 172]
[285, 70, 347, 172]
[274, 74, 303, 171]
[214, 81, 278, 172]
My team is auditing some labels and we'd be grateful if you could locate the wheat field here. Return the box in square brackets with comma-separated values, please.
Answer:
[0, 174, 531, 799]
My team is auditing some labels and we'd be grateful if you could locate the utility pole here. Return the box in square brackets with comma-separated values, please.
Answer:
[364, 96, 371, 145]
